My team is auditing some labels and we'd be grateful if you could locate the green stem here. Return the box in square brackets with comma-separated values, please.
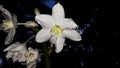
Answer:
[42, 43, 51, 68]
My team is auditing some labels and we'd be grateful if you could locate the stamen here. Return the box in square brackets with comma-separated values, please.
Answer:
[51, 25, 63, 37]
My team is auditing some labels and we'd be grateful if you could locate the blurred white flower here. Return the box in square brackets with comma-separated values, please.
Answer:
[4, 42, 40, 68]
[0, 5, 17, 45]
[25, 47, 39, 68]
[3, 42, 27, 62]
[35, 3, 82, 53]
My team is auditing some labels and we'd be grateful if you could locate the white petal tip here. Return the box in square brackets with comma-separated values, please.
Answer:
[35, 37, 42, 43]
[35, 29, 51, 43]
[55, 49, 61, 53]
[55, 2, 61, 6]
[3, 49, 7, 52]
[74, 36, 82, 41]
[35, 36, 47, 43]
[3, 48, 10, 51]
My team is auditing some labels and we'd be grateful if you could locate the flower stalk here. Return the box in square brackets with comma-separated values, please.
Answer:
[42, 43, 51, 68]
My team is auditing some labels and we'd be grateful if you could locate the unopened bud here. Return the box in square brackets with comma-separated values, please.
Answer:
[35, 8, 40, 15]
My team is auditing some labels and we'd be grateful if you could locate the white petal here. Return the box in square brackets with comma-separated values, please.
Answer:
[12, 56, 18, 62]
[12, 14, 17, 28]
[27, 61, 36, 68]
[5, 28, 16, 45]
[18, 55, 26, 62]
[55, 36, 65, 53]
[52, 2, 65, 20]
[63, 30, 82, 41]
[3, 42, 20, 51]
[36, 29, 51, 43]
[35, 14, 55, 29]
[0, 5, 12, 18]
[10, 44, 26, 51]
[0, 23, 3, 30]
[59, 18, 78, 29]
[6, 51, 14, 58]
[12, 52, 20, 62]
[49, 35, 57, 45]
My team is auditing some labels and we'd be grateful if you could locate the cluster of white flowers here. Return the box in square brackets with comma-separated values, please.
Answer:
[4, 42, 40, 68]
[0, 2, 82, 68]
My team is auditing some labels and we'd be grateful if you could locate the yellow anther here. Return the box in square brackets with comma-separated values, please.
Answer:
[2, 20, 13, 30]
[51, 25, 63, 37]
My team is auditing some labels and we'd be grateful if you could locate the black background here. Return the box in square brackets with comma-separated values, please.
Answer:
[0, 0, 120, 68]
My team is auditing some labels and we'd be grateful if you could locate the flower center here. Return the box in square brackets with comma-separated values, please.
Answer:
[2, 20, 14, 30]
[51, 25, 63, 37]
[27, 52, 34, 59]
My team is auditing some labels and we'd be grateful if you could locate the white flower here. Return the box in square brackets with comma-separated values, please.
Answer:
[25, 47, 39, 68]
[3, 42, 27, 62]
[35, 3, 82, 53]
[26, 61, 37, 68]
[0, 5, 17, 45]
[4, 42, 40, 68]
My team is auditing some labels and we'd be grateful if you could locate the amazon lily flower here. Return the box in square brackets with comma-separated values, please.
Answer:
[3, 42, 27, 62]
[35, 3, 82, 53]
[0, 5, 17, 45]
[4, 42, 40, 68]
[25, 47, 39, 68]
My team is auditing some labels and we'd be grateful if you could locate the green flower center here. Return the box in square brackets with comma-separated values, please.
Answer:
[51, 25, 63, 37]
[27, 52, 34, 59]
[2, 20, 14, 30]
